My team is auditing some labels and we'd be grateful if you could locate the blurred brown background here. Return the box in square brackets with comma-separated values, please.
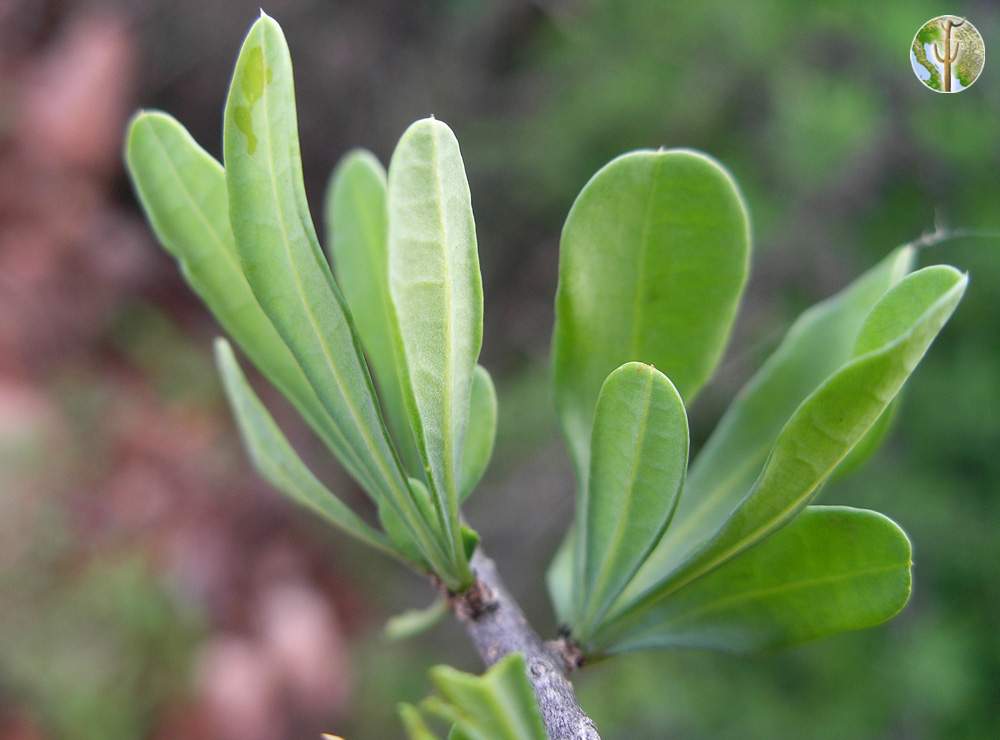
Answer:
[1, 1, 998, 738]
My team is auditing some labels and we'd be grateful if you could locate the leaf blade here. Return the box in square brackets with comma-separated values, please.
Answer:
[387, 117, 484, 570]
[575, 363, 689, 639]
[214, 339, 396, 558]
[592, 506, 911, 654]
[459, 365, 498, 501]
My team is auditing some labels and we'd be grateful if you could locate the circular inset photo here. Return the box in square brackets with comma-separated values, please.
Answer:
[911, 16, 985, 93]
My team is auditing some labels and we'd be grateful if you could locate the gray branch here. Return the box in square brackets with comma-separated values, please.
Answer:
[449, 549, 601, 740]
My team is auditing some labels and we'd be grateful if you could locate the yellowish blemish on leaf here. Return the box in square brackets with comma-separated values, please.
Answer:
[233, 45, 273, 155]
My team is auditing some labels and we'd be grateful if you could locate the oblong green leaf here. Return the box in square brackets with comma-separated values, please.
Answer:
[553, 149, 750, 479]
[326, 149, 422, 476]
[124, 111, 378, 496]
[385, 597, 448, 642]
[387, 117, 484, 569]
[459, 365, 498, 501]
[625, 246, 915, 599]
[607, 265, 966, 627]
[425, 654, 546, 740]
[214, 338, 396, 559]
[222, 15, 458, 585]
[575, 363, 688, 639]
[591, 506, 911, 654]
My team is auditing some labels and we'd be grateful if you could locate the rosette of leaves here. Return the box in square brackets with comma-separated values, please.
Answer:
[124, 12, 497, 592]
[547, 150, 966, 656]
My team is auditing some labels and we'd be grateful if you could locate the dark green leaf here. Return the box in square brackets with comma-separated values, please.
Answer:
[592, 506, 911, 654]
[606, 265, 965, 630]
[625, 246, 915, 600]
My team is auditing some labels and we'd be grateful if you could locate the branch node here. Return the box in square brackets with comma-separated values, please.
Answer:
[547, 634, 586, 673]
[448, 572, 499, 621]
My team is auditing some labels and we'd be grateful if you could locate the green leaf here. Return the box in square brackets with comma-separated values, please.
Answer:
[326, 149, 422, 476]
[214, 339, 396, 559]
[459, 365, 498, 501]
[624, 246, 915, 600]
[423, 654, 546, 740]
[222, 15, 458, 586]
[591, 506, 911, 654]
[553, 149, 750, 479]
[574, 363, 688, 639]
[831, 399, 899, 481]
[385, 597, 448, 642]
[124, 111, 379, 497]
[603, 265, 966, 633]
[546, 526, 575, 627]
[387, 117, 484, 573]
[399, 703, 440, 740]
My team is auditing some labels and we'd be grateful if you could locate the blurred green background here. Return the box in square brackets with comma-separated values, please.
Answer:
[1, 1, 997, 738]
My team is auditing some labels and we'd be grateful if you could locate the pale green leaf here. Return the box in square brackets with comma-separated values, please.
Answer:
[214, 339, 396, 558]
[831, 399, 899, 481]
[385, 597, 448, 642]
[605, 265, 966, 630]
[399, 703, 440, 740]
[459, 365, 498, 501]
[575, 363, 688, 639]
[625, 246, 915, 599]
[124, 111, 378, 497]
[222, 15, 458, 585]
[387, 117, 483, 570]
[592, 506, 911, 654]
[424, 654, 546, 740]
[326, 149, 422, 475]
[546, 526, 575, 627]
[553, 149, 750, 479]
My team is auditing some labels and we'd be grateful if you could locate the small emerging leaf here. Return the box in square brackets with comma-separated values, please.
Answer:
[553, 149, 750, 480]
[460, 365, 498, 501]
[399, 703, 440, 740]
[592, 506, 912, 654]
[385, 598, 448, 642]
[574, 363, 688, 639]
[423, 654, 546, 740]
